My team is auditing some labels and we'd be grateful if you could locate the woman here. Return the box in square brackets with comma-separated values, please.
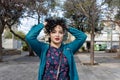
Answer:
[25, 17, 87, 80]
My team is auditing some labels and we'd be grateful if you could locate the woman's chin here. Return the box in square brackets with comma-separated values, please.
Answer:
[54, 41, 62, 44]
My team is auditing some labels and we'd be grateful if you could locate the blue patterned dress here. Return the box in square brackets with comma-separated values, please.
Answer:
[42, 46, 70, 80]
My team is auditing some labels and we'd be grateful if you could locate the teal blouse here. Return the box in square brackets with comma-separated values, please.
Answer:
[25, 23, 87, 80]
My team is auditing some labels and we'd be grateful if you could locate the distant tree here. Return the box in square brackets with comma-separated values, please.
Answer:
[4, 28, 12, 39]
[64, 0, 103, 65]
[25, 0, 48, 24]
[0, 0, 38, 57]
[103, 0, 120, 57]
[0, 0, 59, 60]
[103, 0, 120, 27]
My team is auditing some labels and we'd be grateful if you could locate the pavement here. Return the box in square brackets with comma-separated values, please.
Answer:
[0, 51, 120, 80]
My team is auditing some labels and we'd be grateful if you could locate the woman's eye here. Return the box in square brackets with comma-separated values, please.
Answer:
[51, 31, 56, 33]
[59, 31, 63, 34]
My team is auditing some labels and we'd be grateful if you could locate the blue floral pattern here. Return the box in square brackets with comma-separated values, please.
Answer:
[42, 46, 70, 80]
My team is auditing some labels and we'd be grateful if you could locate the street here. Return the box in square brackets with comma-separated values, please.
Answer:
[0, 51, 120, 80]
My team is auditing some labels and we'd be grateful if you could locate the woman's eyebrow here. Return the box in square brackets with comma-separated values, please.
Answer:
[51, 29, 56, 32]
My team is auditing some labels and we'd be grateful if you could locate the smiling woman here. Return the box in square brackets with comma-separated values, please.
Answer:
[25, 17, 87, 80]
[44, 17, 67, 45]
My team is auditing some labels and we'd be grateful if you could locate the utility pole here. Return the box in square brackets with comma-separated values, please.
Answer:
[110, 23, 113, 52]
[118, 21, 120, 56]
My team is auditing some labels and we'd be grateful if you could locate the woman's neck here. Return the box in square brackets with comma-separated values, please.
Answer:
[50, 42, 61, 49]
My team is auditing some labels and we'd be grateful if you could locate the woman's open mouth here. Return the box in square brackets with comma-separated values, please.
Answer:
[55, 38, 60, 40]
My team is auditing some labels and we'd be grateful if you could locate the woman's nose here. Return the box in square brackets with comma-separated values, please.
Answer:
[56, 32, 59, 36]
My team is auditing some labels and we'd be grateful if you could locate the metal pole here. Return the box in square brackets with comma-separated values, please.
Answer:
[117, 33, 120, 57]
[119, 34, 120, 54]
[110, 24, 113, 52]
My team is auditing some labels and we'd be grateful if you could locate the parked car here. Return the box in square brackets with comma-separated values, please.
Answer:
[94, 44, 107, 51]
[105, 45, 119, 53]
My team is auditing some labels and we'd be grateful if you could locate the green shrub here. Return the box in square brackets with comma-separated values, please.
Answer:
[22, 45, 28, 51]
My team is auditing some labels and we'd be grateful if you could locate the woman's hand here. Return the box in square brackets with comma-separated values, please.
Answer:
[43, 22, 47, 26]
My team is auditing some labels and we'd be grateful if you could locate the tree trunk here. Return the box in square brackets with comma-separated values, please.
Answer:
[90, 29, 95, 65]
[28, 47, 35, 56]
[0, 20, 4, 62]
[119, 34, 120, 56]
[38, 14, 40, 24]
[90, 0, 96, 65]
[25, 41, 35, 56]
[0, 34, 3, 62]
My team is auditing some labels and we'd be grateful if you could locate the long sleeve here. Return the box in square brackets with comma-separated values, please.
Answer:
[66, 27, 87, 54]
[25, 23, 47, 57]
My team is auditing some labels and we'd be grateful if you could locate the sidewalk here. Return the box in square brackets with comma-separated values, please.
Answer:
[0, 52, 39, 80]
[76, 51, 120, 80]
[0, 51, 120, 80]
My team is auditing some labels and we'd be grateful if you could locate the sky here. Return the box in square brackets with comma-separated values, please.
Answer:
[18, 17, 45, 37]
[18, 0, 65, 37]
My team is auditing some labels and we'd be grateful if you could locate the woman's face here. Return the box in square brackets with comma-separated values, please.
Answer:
[50, 25, 64, 45]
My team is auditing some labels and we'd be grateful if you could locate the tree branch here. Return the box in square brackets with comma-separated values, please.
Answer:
[8, 27, 25, 41]
[102, 20, 120, 27]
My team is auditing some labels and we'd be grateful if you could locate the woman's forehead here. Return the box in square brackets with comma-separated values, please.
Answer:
[54, 25, 63, 30]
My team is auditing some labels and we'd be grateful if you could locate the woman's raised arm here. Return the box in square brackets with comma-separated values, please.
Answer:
[66, 27, 87, 54]
[25, 23, 47, 57]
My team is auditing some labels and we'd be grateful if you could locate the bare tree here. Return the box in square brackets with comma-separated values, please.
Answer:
[64, 0, 101, 65]
[103, 0, 120, 57]
[0, 0, 27, 61]
[0, 0, 58, 59]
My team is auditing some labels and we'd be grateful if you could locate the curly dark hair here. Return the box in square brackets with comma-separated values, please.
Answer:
[44, 17, 67, 34]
